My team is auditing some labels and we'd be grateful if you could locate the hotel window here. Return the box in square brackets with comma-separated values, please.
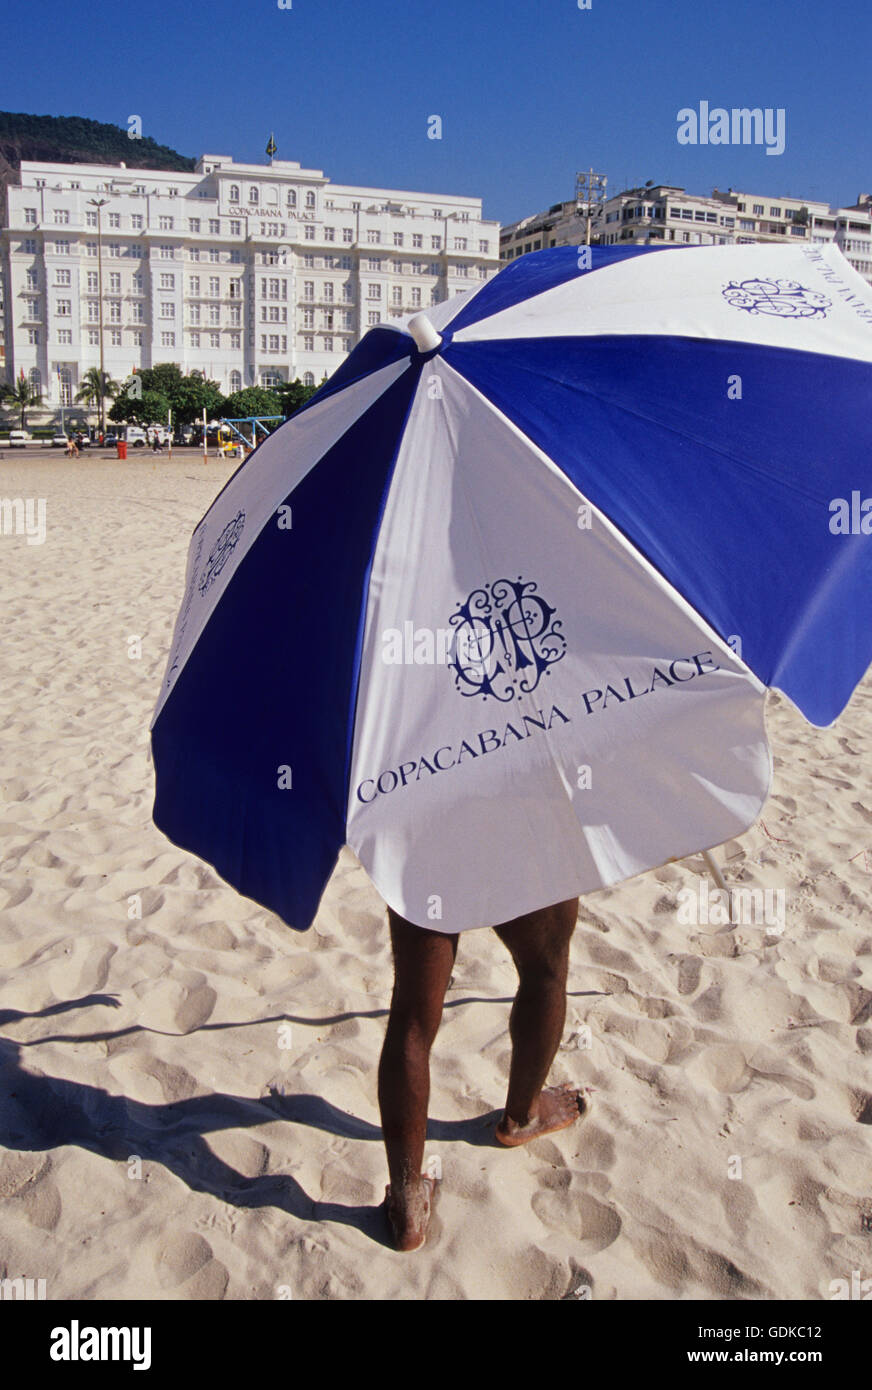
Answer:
[159, 245, 174, 258]
[132, 304, 144, 322]
[87, 329, 99, 346]
[431, 235, 442, 251]
[303, 281, 314, 301]
[107, 243, 121, 257]
[343, 310, 353, 329]
[342, 227, 353, 243]
[54, 240, 71, 254]
[303, 334, 314, 351]
[412, 234, 423, 249]
[230, 221, 241, 236]
[27, 328, 39, 345]
[160, 332, 175, 346]
[286, 189, 297, 207]
[324, 226, 335, 241]
[56, 268, 71, 286]
[391, 286, 402, 306]
[229, 305, 241, 325]
[210, 332, 220, 348]
[306, 191, 315, 209]
[189, 218, 201, 233]
[367, 230, 381, 244]
[209, 277, 220, 296]
[249, 187, 259, 204]
[189, 276, 200, 295]
[209, 219, 220, 234]
[108, 272, 121, 291]
[159, 302, 174, 319]
[303, 372, 314, 386]
[209, 305, 220, 325]
[160, 273, 175, 289]
[190, 248, 201, 262]
[230, 185, 240, 202]
[323, 283, 334, 301]
[53, 209, 70, 225]
[131, 330, 143, 347]
[366, 283, 381, 300]
[131, 244, 143, 258]
[479, 240, 489, 253]
[24, 208, 37, 224]
[190, 331, 200, 347]
[394, 232, 404, 247]
[454, 237, 467, 250]
[86, 301, 99, 321]
[305, 225, 316, 240]
[432, 209, 442, 219]
[110, 329, 122, 346]
[159, 216, 174, 230]
[367, 310, 380, 325]
[58, 328, 72, 344]
[26, 268, 38, 289]
[109, 302, 122, 322]
[342, 283, 353, 302]
[303, 308, 314, 328]
[108, 213, 120, 228]
[411, 287, 421, 307]
[209, 248, 220, 262]
[57, 299, 72, 316]
[323, 335, 333, 352]
[230, 333, 241, 350]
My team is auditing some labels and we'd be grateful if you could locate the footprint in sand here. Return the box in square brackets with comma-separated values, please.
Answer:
[688, 1044, 752, 1093]
[531, 1182, 621, 1253]
[154, 1232, 229, 1299]
[136, 971, 217, 1035]
[677, 955, 702, 995]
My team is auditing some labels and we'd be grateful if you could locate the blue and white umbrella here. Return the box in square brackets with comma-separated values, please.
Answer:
[150, 243, 872, 932]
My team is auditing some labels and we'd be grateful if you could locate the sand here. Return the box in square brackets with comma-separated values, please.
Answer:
[1, 452, 870, 1301]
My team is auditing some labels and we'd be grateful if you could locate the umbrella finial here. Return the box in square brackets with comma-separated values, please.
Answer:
[407, 313, 442, 354]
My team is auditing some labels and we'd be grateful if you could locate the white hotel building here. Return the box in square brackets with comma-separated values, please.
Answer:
[0, 154, 500, 415]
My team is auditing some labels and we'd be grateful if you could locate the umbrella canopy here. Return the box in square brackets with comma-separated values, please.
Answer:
[150, 242, 872, 932]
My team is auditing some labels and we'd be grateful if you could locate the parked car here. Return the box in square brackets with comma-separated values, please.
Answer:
[8, 430, 30, 448]
[126, 427, 147, 448]
[48, 433, 69, 448]
[103, 432, 119, 448]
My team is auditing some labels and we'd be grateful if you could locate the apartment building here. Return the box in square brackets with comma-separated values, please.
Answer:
[501, 182, 872, 284]
[0, 154, 500, 413]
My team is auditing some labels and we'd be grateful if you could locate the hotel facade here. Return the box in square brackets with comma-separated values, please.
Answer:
[0, 154, 500, 417]
[501, 182, 872, 284]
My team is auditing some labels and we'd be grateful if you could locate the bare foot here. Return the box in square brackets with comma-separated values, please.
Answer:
[384, 1174, 438, 1251]
[495, 1083, 589, 1147]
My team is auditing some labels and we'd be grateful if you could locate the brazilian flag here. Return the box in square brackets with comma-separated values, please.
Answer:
[266, 133, 277, 158]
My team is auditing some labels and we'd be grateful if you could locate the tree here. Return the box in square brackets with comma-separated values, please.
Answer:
[222, 387, 282, 421]
[75, 367, 119, 430]
[1, 372, 41, 430]
[173, 373, 225, 426]
[275, 377, 319, 419]
[109, 388, 170, 426]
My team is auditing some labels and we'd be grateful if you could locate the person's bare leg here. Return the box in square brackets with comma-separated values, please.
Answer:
[378, 907, 457, 1250]
[494, 897, 584, 1146]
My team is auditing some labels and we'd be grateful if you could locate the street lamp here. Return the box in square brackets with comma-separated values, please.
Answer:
[87, 197, 109, 434]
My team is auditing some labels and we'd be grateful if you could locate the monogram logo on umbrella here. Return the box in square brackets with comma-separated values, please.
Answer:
[722, 278, 831, 319]
[448, 577, 566, 703]
[198, 510, 246, 594]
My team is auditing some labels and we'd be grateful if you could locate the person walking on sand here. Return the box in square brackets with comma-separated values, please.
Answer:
[378, 896, 588, 1252]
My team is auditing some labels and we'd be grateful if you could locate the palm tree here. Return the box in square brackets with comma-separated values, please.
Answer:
[75, 368, 119, 433]
[1, 372, 42, 431]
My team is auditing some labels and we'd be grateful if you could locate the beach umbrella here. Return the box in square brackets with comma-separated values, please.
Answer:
[150, 242, 872, 933]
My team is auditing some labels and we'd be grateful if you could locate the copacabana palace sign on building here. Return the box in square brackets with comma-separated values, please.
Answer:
[0, 153, 500, 415]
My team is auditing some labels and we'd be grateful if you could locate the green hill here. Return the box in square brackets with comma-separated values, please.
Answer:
[0, 111, 195, 205]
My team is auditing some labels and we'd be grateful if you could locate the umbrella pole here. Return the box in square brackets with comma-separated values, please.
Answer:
[702, 848, 735, 925]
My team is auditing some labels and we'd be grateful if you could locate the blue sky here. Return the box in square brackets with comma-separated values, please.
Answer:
[3, 0, 869, 223]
